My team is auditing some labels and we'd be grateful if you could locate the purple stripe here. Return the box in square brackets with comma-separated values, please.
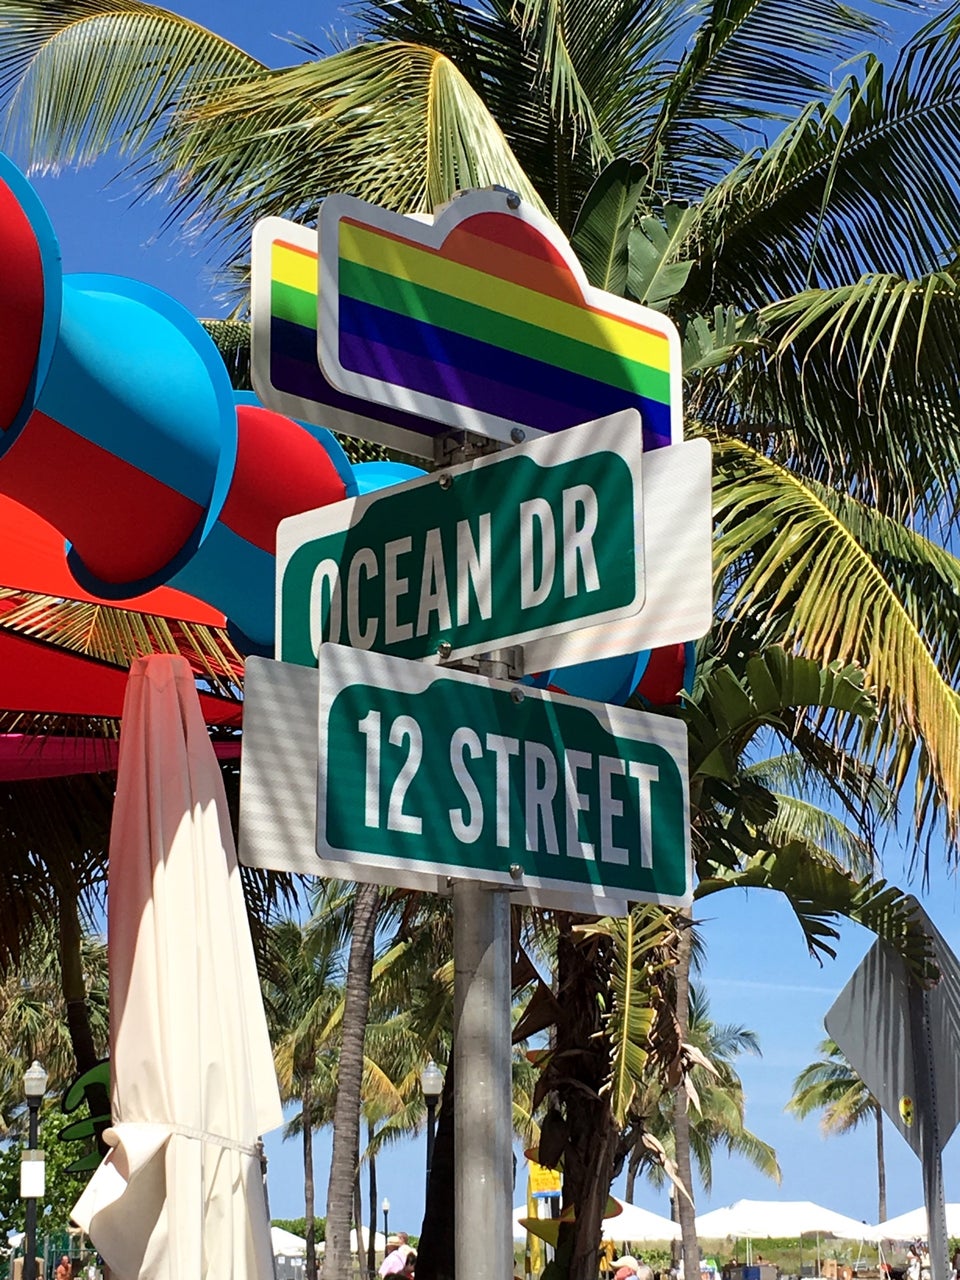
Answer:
[270, 350, 449, 440]
[340, 331, 592, 434]
[271, 320, 671, 450]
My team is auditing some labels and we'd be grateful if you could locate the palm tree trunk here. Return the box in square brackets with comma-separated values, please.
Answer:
[673, 914, 699, 1280]
[325, 882, 379, 1280]
[355, 1176, 369, 1280]
[625, 1141, 643, 1205]
[367, 1128, 378, 1277]
[875, 1102, 887, 1223]
[304, 1073, 317, 1280]
[57, 889, 111, 1154]
[554, 916, 621, 1280]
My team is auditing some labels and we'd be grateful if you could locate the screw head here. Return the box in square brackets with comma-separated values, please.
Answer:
[505, 191, 521, 209]
[510, 687, 525, 704]
[509, 864, 523, 880]
[510, 427, 526, 443]
[437, 641, 452, 659]
[438, 472, 453, 489]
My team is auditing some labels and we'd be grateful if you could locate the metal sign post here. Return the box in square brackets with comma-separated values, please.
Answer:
[454, 881, 514, 1280]
[907, 985, 949, 1280]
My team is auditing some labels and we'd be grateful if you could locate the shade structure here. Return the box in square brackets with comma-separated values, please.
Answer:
[271, 1227, 307, 1256]
[72, 654, 283, 1279]
[695, 1200, 877, 1241]
[605, 1200, 682, 1243]
[874, 1206, 960, 1239]
[317, 1229, 387, 1252]
[513, 1200, 680, 1244]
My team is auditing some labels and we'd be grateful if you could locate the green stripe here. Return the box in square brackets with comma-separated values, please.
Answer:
[272, 279, 318, 331]
[339, 259, 671, 405]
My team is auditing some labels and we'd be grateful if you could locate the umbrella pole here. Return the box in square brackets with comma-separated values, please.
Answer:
[454, 882, 513, 1280]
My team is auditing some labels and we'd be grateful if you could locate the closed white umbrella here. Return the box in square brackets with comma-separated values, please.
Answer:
[72, 655, 283, 1279]
[875, 1207, 960, 1239]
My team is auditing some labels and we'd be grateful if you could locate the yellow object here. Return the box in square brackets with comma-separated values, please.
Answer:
[899, 1095, 915, 1126]
[525, 1162, 563, 1277]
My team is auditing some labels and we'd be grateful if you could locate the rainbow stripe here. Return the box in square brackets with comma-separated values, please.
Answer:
[268, 237, 441, 441]
[330, 210, 673, 448]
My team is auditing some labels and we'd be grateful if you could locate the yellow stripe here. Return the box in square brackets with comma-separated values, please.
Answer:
[338, 222, 671, 373]
[273, 242, 317, 296]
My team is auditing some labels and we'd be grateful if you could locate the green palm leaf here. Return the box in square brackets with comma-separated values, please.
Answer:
[0, 0, 262, 170]
[692, 20, 960, 308]
[169, 40, 547, 252]
[714, 436, 960, 838]
[579, 907, 679, 1127]
[570, 158, 646, 293]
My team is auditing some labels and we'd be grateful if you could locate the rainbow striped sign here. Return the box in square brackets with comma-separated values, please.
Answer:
[252, 191, 681, 457]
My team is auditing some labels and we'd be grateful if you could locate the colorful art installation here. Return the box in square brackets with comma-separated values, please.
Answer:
[0, 151, 692, 734]
[0, 152, 360, 657]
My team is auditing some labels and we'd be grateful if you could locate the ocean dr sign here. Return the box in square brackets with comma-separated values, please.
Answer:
[277, 411, 643, 666]
[239, 649, 692, 911]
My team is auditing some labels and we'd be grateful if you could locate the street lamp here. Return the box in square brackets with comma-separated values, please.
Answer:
[420, 1060, 444, 1196]
[382, 1197, 390, 1252]
[22, 1059, 47, 1280]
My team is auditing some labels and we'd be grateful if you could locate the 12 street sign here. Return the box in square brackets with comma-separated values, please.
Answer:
[277, 411, 644, 667]
[239, 648, 692, 913]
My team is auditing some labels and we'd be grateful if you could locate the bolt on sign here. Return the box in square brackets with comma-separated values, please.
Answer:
[251, 189, 682, 458]
[276, 411, 646, 667]
[239, 649, 693, 913]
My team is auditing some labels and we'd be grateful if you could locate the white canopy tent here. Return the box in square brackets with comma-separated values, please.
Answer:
[317, 1228, 387, 1253]
[606, 1201, 682, 1243]
[875, 1207, 960, 1239]
[272, 1227, 307, 1257]
[695, 1201, 877, 1241]
[513, 1199, 680, 1245]
[695, 1200, 879, 1269]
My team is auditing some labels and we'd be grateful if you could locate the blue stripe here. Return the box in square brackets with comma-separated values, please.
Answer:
[338, 296, 671, 444]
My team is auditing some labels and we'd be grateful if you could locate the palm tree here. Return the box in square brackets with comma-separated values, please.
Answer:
[787, 1038, 887, 1223]
[264, 917, 344, 1280]
[5, 3, 960, 1277]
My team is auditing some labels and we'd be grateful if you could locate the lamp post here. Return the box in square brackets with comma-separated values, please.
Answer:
[420, 1060, 444, 1197]
[22, 1059, 47, 1280]
[382, 1197, 390, 1253]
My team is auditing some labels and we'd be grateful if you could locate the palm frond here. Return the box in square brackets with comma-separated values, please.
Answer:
[166, 40, 547, 262]
[693, 18, 960, 306]
[578, 907, 679, 1127]
[713, 436, 960, 842]
[0, 0, 263, 171]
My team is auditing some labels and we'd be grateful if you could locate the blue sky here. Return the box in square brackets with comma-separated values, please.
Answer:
[6, 0, 959, 1242]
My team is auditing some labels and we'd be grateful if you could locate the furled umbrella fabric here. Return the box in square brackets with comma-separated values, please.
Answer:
[72, 654, 282, 1279]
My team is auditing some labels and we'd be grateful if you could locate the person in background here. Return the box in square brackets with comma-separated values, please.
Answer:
[401, 1250, 417, 1278]
[55, 1256, 73, 1280]
[380, 1233, 412, 1277]
[951, 1246, 960, 1280]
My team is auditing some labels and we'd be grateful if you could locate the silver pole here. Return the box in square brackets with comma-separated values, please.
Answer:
[908, 984, 948, 1280]
[454, 881, 514, 1280]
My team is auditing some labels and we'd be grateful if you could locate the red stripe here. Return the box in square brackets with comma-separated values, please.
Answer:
[1, 411, 204, 585]
[220, 405, 349, 552]
[0, 177, 45, 432]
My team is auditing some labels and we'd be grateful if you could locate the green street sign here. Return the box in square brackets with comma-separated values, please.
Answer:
[235, 645, 692, 910]
[276, 410, 643, 667]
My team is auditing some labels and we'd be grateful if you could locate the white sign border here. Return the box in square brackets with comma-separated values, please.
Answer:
[317, 189, 683, 449]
